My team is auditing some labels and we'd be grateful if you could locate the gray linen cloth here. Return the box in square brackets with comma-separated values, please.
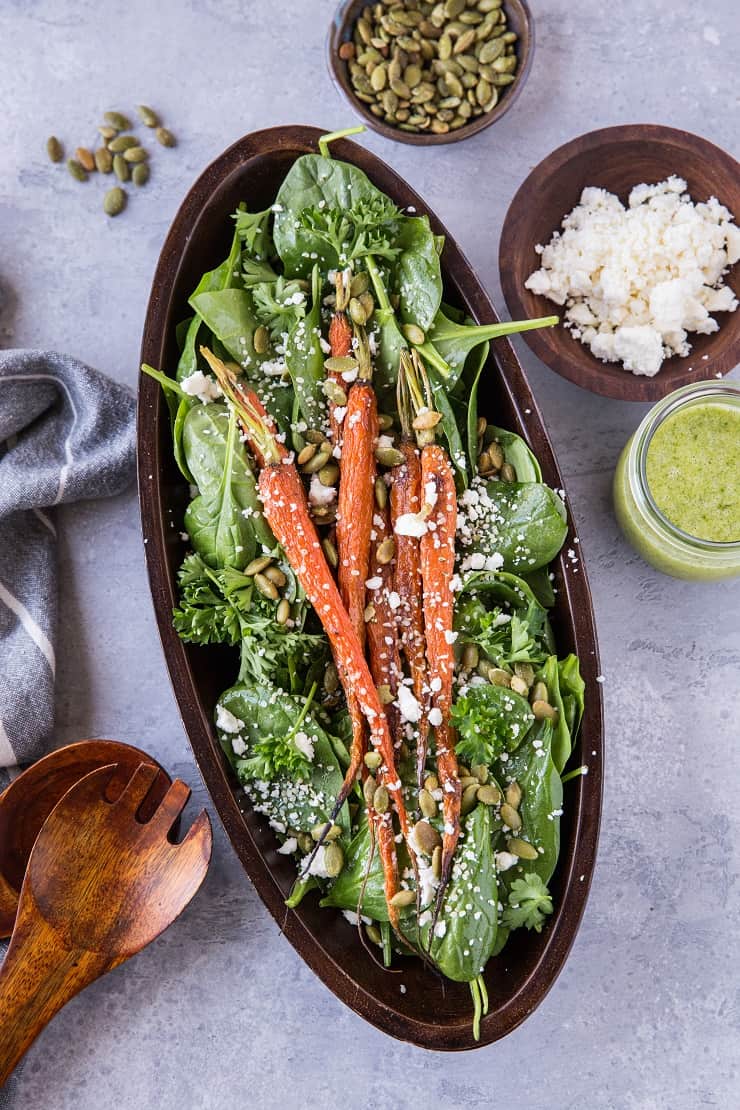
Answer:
[0, 349, 135, 1104]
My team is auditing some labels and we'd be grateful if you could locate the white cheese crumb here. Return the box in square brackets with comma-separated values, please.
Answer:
[216, 704, 242, 734]
[394, 512, 429, 537]
[293, 730, 315, 761]
[180, 370, 222, 403]
[495, 851, 519, 872]
[428, 707, 442, 727]
[277, 837, 297, 855]
[397, 685, 422, 723]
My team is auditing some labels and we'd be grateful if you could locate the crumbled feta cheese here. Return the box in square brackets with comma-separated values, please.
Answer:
[293, 730, 314, 761]
[495, 851, 519, 872]
[216, 704, 242, 734]
[428, 707, 442, 727]
[277, 837, 297, 855]
[308, 474, 337, 507]
[398, 685, 422, 723]
[394, 512, 429, 537]
[525, 176, 739, 376]
[180, 370, 222, 403]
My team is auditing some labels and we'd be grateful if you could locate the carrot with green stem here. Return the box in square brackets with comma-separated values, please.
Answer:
[398, 350, 461, 927]
[202, 346, 412, 933]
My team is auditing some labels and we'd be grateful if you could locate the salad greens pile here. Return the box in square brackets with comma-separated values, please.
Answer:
[143, 128, 583, 1038]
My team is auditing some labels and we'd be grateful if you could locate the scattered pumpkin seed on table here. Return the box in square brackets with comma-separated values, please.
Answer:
[103, 186, 126, 217]
[339, 0, 520, 135]
[132, 162, 150, 186]
[46, 136, 63, 163]
[156, 126, 176, 147]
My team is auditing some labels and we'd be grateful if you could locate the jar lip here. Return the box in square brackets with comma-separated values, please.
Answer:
[634, 380, 740, 551]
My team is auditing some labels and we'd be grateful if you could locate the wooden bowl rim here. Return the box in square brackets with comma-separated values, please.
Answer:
[499, 123, 740, 400]
[138, 124, 604, 1049]
[327, 0, 534, 146]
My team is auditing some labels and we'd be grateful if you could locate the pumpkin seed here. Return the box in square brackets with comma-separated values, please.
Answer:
[322, 536, 339, 568]
[476, 77, 492, 105]
[108, 134, 138, 153]
[297, 443, 316, 466]
[72, 147, 94, 173]
[477, 658, 493, 680]
[366, 923, 382, 945]
[479, 37, 505, 64]
[390, 889, 416, 909]
[381, 88, 399, 116]
[507, 837, 538, 860]
[297, 832, 314, 854]
[245, 555, 272, 576]
[404, 63, 422, 88]
[505, 781, 522, 809]
[132, 160, 151, 188]
[324, 661, 340, 693]
[363, 775, 377, 808]
[104, 110, 130, 131]
[419, 788, 437, 818]
[94, 147, 113, 174]
[444, 0, 465, 17]
[123, 145, 148, 163]
[510, 675, 529, 697]
[424, 773, 439, 793]
[500, 802, 522, 831]
[377, 684, 393, 704]
[461, 782, 480, 816]
[305, 429, 326, 444]
[375, 445, 405, 467]
[254, 572, 279, 600]
[487, 441, 504, 469]
[477, 784, 501, 805]
[276, 598, 291, 625]
[414, 820, 442, 854]
[432, 844, 442, 878]
[318, 462, 340, 487]
[364, 750, 382, 770]
[373, 785, 390, 814]
[402, 323, 425, 345]
[462, 643, 479, 670]
[374, 476, 388, 509]
[492, 72, 516, 86]
[322, 380, 348, 406]
[500, 461, 517, 482]
[156, 127, 176, 148]
[136, 104, 160, 127]
[453, 28, 477, 55]
[514, 662, 535, 687]
[98, 125, 117, 140]
[324, 355, 358, 374]
[472, 763, 489, 784]
[350, 271, 369, 297]
[478, 0, 504, 11]
[349, 296, 368, 325]
[489, 667, 512, 688]
[263, 565, 287, 587]
[67, 158, 87, 182]
[103, 186, 126, 216]
[364, 603, 376, 623]
[531, 681, 549, 704]
[532, 700, 559, 721]
[370, 63, 388, 91]
[46, 135, 63, 162]
[323, 842, 344, 878]
[412, 410, 442, 430]
[253, 325, 270, 354]
[302, 448, 332, 474]
[376, 536, 395, 564]
[460, 775, 479, 792]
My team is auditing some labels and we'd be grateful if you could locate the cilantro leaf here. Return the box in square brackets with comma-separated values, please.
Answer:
[252, 276, 308, 341]
[451, 684, 534, 767]
[298, 193, 401, 268]
[502, 873, 553, 933]
[233, 206, 272, 260]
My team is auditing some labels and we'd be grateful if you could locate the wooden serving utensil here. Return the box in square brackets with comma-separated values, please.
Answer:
[0, 739, 171, 938]
[0, 762, 212, 1085]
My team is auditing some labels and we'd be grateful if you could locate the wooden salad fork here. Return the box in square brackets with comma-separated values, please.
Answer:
[0, 763, 212, 1085]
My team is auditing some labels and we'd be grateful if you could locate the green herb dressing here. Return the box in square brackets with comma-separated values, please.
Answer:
[645, 401, 740, 542]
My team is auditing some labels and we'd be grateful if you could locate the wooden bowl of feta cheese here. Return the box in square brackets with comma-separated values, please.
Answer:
[499, 124, 740, 400]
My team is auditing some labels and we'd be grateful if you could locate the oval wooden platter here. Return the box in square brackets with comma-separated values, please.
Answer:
[137, 125, 603, 1050]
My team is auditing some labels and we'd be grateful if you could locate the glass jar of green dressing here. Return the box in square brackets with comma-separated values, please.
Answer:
[614, 380, 740, 580]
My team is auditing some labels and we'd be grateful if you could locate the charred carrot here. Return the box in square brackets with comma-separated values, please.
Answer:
[365, 500, 402, 746]
[391, 437, 429, 789]
[398, 351, 460, 924]
[203, 346, 413, 855]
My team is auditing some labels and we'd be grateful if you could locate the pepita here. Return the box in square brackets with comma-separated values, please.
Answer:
[311, 821, 342, 842]
[350, 271, 369, 297]
[254, 572, 279, 600]
[500, 803, 522, 831]
[322, 380, 348, 406]
[507, 838, 538, 860]
[95, 147, 113, 174]
[373, 785, 390, 814]
[136, 104, 160, 127]
[123, 145, 148, 163]
[72, 147, 94, 172]
[462, 643, 479, 670]
[67, 157, 87, 182]
[460, 782, 480, 816]
[402, 323, 425, 345]
[363, 775, 377, 809]
[531, 681, 549, 704]
[245, 555, 272, 576]
[276, 598, 291, 625]
[302, 448, 333, 474]
[348, 296, 368, 325]
[104, 110, 131, 131]
[364, 750, 382, 770]
[412, 410, 442, 430]
[324, 355, 358, 374]
[324, 661, 340, 693]
[432, 844, 442, 878]
[318, 462, 340, 487]
[322, 536, 339, 568]
[98, 125, 117, 140]
[471, 763, 489, 784]
[46, 135, 63, 162]
[505, 781, 522, 809]
[532, 700, 559, 721]
[113, 155, 129, 182]
[390, 889, 416, 909]
[477, 784, 501, 805]
[414, 820, 442, 854]
[253, 325, 270, 354]
[102, 186, 126, 216]
[375, 445, 405, 467]
[263, 565, 287, 587]
[489, 667, 512, 688]
[500, 461, 517, 482]
[514, 662, 535, 687]
[366, 923, 382, 945]
[510, 675, 530, 697]
[108, 134, 138, 153]
[376, 536, 395, 564]
[374, 476, 388, 508]
[323, 842, 344, 878]
[155, 127, 176, 148]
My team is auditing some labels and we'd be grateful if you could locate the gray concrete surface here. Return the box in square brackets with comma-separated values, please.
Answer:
[2, 1, 739, 1107]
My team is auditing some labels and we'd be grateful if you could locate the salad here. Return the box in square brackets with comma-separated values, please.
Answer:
[143, 128, 585, 1038]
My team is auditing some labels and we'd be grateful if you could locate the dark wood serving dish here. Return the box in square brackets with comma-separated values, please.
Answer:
[499, 124, 740, 401]
[137, 125, 603, 1050]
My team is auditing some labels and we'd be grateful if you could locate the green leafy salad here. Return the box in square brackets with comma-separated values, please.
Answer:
[143, 128, 584, 1038]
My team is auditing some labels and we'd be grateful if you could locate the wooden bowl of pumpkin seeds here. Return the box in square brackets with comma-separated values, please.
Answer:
[329, 0, 533, 144]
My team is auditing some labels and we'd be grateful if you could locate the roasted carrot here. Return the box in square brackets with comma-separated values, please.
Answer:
[203, 346, 413, 871]
[365, 499, 402, 746]
[398, 350, 460, 924]
[391, 438, 429, 789]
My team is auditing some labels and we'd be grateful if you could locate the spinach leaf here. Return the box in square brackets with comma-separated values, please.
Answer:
[367, 255, 408, 396]
[454, 571, 555, 662]
[177, 220, 243, 381]
[538, 655, 575, 776]
[140, 363, 194, 483]
[216, 680, 350, 837]
[558, 654, 585, 744]
[182, 402, 272, 547]
[406, 806, 498, 983]
[452, 684, 534, 767]
[273, 154, 400, 277]
[429, 367, 468, 488]
[234, 205, 273, 261]
[285, 265, 327, 429]
[415, 308, 558, 388]
[320, 817, 389, 921]
[462, 481, 567, 574]
[486, 426, 542, 483]
[464, 341, 491, 476]
[189, 288, 261, 369]
[522, 567, 556, 608]
[184, 407, 258, 570]
[395, 215, 443, 332]
[499, 717, 561, 886]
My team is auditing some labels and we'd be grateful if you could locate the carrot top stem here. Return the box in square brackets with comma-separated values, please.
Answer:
[201, 347, 282, 465]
